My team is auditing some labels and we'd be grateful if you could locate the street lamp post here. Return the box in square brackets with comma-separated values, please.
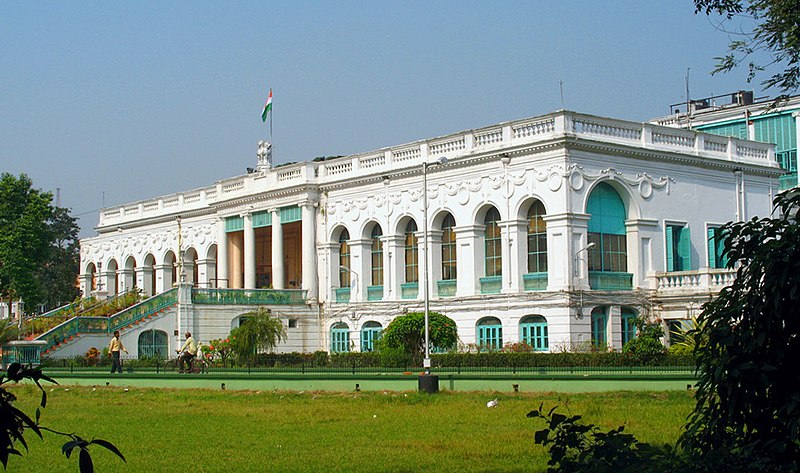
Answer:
[338, 265, 359, 299]
[574, 242, 596, 281]
[422, 157, 448, 374]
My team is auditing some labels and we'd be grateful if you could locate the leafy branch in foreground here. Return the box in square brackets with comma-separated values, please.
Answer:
[528, 403, 680, 473]
[695, 0, 800, 101]
[0, 363, 125, 472]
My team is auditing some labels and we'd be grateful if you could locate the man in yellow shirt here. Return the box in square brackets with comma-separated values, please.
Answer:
[108, 330, 128, 373]
[176, 331, 198, 373]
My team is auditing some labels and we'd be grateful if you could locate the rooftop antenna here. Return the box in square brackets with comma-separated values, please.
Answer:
[559, 80, 565, 109]
[685, 67, 692, 128]
[56, 187, 61, 207]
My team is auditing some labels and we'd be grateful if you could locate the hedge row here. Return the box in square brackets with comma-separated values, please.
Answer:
[43, 351, 694, 369]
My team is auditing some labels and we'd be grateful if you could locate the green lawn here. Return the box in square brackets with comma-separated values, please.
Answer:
[8, 385, 694, 472]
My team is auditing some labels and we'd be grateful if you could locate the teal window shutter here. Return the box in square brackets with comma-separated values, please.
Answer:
[707, 227, 717, 268]
[678, 226, 691, 271]
[666, 225, 675, 271]
[591, 308, 607, 348]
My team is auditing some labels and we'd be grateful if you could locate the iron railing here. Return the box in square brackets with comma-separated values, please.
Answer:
[192, 288, 307, 305]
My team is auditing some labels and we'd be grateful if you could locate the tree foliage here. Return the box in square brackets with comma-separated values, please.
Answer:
[0, 173, 80, 313]
[621, 320, 668, 365]
[695, 0, 800, 99]
[39, 206, 81, 309]
[229, 307, 287, 363]
[531, 190, 800, 472]
[380, 311, 458, 366]
[528, 404, 680, 473]
[1, 363, 125, 472]
[678, 188, 800, 470]
[0, 173, 53, 310]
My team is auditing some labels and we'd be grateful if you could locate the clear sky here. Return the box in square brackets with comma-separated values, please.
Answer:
[0, 1, 767, 237]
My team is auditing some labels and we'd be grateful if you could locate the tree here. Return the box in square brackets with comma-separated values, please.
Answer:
[0, 320, 18, 347]
[229, 307, 287, 364]
[679, 188, 800, 471]
[1, 363, 125, 472]
[531, 190, 800, 471]
[695, 0, 800, 100]
[621, 320, 667, 365]
[39, 206, 80, 309]
[0, 173, 53, 311]
[0, 174, 81, 314]
[380, 312, 459, 366]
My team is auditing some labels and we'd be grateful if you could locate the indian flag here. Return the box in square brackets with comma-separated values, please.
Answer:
[261, 89, 273, 122]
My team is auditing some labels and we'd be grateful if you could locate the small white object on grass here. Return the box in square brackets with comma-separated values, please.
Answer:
[486, 398, 498, 408]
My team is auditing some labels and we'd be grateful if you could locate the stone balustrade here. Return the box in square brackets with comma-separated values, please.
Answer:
[655, 268, 737, 293]
[97, 111, 779, 230]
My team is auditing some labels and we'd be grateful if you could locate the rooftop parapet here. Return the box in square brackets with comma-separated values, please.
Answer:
[96, 111, 779, 230]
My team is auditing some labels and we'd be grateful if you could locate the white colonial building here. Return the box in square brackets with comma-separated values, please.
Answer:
[70, 110, 781, 358]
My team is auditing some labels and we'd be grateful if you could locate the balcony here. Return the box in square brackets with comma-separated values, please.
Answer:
[589, 272, 633, 290]
[192, 288, 308, 305]
[655, 268, 736, 294]
[523, 272, 548, 291]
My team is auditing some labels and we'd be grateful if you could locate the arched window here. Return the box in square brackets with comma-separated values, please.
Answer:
[477, 317, 503, 350]
[484, 208, 502, 277]
[338, 229, 351, 288]
[591, 307, 608, 348]
[138, 330, 168, 359]
[441, 213, 457, 281]
[404, 220, 419, 283]
[360, 321, 382, 352]
[621, 307, 637, 346]
[371, 226, 383, 286]
[587, 183, 627, 273]
[520, 315, 548, 351]
[527, 201, 547, 273]
[330, 322, 350, 353]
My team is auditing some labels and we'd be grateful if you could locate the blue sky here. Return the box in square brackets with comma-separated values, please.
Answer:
[0, 1, 766, 237]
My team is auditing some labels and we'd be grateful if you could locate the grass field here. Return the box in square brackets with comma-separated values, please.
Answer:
[8, 384, 695, 472]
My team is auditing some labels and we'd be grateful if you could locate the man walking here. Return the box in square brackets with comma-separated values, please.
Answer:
[108, 330, 128, 373]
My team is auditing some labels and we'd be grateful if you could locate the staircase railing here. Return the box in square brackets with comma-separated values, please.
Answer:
[108, 288, 178, 332]
[37, 289, 178, 353]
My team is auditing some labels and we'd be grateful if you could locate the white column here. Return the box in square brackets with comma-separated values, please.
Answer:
[380, 235, 392, 300]
[543, 213, 586, 291]
[196, 258, 216, 288]
[301, 202, 318, 300]
[154, 264, 172, 293]
[271, 209, 284, 290]
[501, 219, 525, 293]
[118, 269, 134, 293]
[384, 235, 404, 300]
[321, 241, 338, 302]
[349, 238, 371, 302]
[79, 273, 93, 298]
[428, 230, 443, 296]
[244, 213, 256, 289]
[216, 219, 228, 288]
[101, 270, 117, 295]
[455, 225, 482, 296]
[511, 218, 528, 291]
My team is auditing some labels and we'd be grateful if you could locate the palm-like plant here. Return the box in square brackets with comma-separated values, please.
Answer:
[229, 307, 287, 364]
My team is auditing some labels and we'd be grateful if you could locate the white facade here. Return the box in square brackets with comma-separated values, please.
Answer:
[76, 110, 781, 357]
